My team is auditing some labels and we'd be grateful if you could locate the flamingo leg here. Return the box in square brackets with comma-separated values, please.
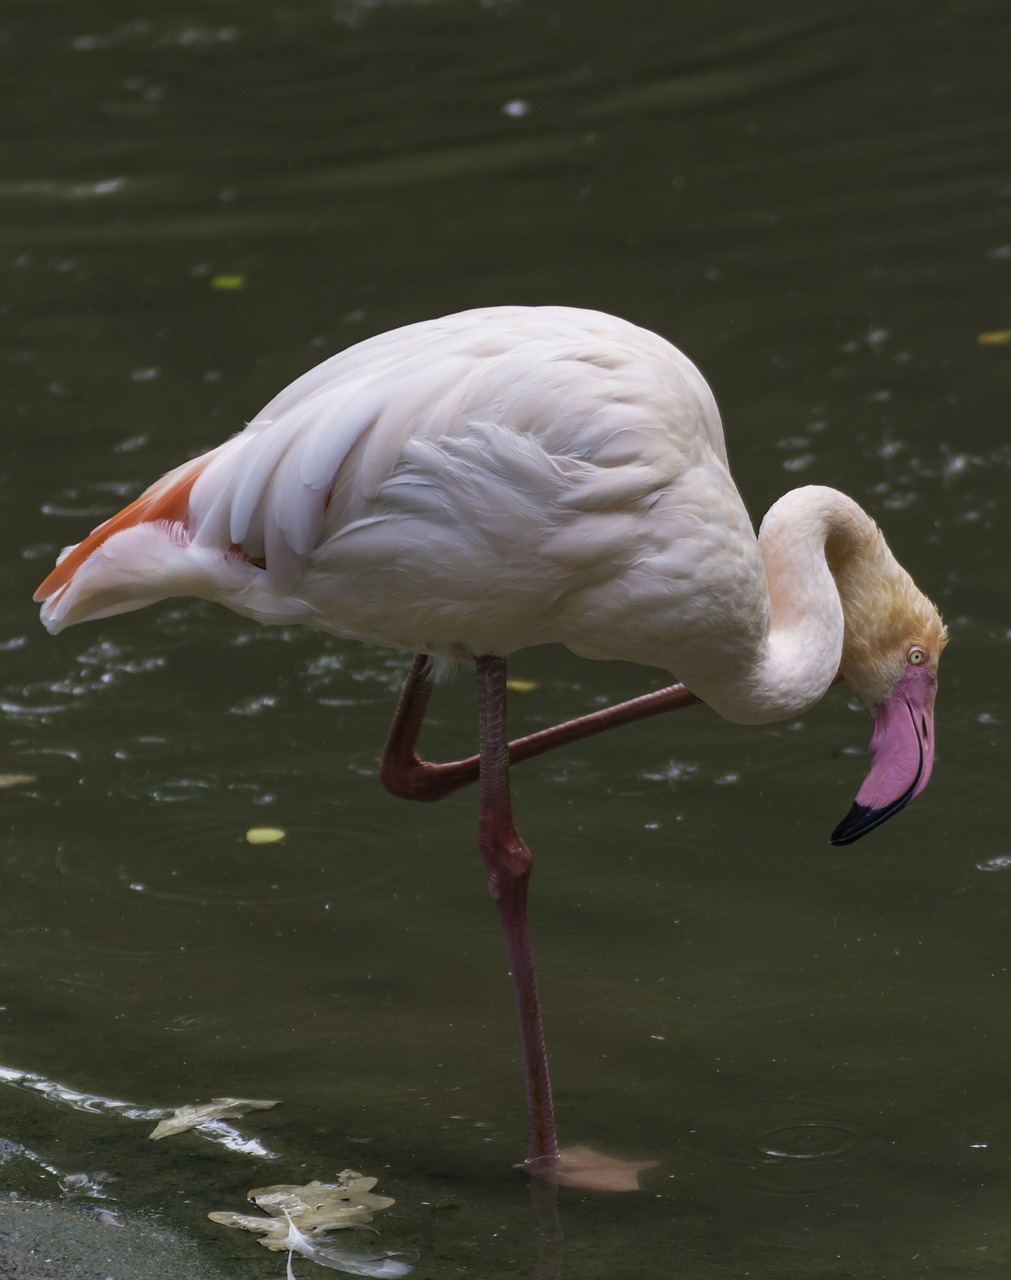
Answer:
[380, 653, 702, 803]
[475, 653, 560, 1172]
[380, 652, 702, 1187]
[379, 655, 480, 800]
[385, 653, 678, 1189]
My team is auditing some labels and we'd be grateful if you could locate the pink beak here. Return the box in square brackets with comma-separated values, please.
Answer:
[830, 665, 937, 846]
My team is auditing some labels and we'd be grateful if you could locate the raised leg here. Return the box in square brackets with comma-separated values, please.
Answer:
[379, 655, 480, 800]
[380, 653, 702, 802]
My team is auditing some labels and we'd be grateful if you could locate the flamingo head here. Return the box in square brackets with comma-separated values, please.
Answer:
[830, 566, 947, 846]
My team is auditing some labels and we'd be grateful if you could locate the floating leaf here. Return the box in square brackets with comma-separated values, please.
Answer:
[211, 273, 247, 290]
[521, 1143, 659, 1191]
[210, 1171, 412, 1277]
[208, 1209, 291, 1244]
[150, 1096, 279, 1140]
[249, 1175, 394, 1227]
[246, 826, 286, 844]
[977, 329, 1011, 345]
[505, 679, 539, 693]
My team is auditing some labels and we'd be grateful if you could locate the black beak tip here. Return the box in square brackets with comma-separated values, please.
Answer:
[830, 788, 918, 846]
[830, 802, 876, 846]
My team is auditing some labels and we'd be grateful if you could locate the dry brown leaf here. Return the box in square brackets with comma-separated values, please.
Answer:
[522, 1143, 659, 1191]
[210, 1171, 410, 1276]
[149, 1096, 279, 1140]
[207, 1209, 292, 1247]
[249, 1174, 394, 1228]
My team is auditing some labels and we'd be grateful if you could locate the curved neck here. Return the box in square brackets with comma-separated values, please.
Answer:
[708, 486, 879, 725]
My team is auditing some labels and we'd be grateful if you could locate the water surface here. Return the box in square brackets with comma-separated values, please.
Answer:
[3, 1, 1009, 1276]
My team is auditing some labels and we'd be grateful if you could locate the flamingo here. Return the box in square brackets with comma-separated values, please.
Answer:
[34, 306, 946, 1191]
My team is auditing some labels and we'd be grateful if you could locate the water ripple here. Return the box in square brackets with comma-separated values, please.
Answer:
[676, 1096, 883, 1194]
[6, 813, 400, 962]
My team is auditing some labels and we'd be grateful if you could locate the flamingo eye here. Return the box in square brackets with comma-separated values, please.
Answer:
[908, 646, 927, 666]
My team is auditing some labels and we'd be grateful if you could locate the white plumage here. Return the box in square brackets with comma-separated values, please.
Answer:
[35, 305, 947, 1188]
[38, 308, 794, 705]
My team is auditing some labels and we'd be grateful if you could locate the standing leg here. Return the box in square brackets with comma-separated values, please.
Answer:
[475, 654, 560, 1172]
[474, 656, 661, 1191]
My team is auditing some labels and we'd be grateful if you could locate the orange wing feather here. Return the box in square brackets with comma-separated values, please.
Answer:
[33, 465, 201, 603]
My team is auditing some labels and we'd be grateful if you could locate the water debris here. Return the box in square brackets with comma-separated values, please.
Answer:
[150, 1097, 279, 1140]
[210, 1171, 412, 1277]
[505, 678, 538, 693]
[0, 773, 38, 788]
[977, 329, 1011, 345]
[60, 1170, 117, 1198]
[248, 1176, 395, 1225]
[0, 1065, 280, 1157]
[522, 1144, 659, 1191]
[211, 273, 247, 290]
[246, 825, 287, 844]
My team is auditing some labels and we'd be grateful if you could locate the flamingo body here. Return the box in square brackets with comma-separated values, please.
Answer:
[35, 306, 947, 1187]
[38, 308, 774, 702]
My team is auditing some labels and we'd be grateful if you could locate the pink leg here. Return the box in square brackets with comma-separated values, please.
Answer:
[475, 654, 559, 1171]
[380, 653, 702, 802]
[379, 655, 481, 801]
[382, 652, 701, 1189]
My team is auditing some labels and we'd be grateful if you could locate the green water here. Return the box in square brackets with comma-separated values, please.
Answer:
[2, 1, 1009, 1276]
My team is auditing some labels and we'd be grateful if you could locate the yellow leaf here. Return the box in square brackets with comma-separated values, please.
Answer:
[977, 329, 1011, 345]
[505, 679, 539, 693]
[246, 826, 286, 845]
[211, 274, 246, 291]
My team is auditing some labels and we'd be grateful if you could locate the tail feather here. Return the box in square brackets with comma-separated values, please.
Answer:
[34, 459, 205, 607]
